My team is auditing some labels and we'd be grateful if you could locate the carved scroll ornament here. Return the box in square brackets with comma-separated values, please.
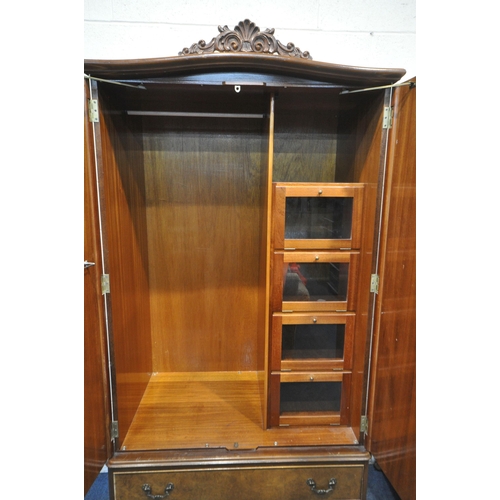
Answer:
[179, 19, 312, 59]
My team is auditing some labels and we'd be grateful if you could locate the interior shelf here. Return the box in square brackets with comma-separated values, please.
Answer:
[121, 371, 359, 451]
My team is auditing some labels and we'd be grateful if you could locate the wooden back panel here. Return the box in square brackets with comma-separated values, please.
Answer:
[273, 89, 338, 183]
[141, 112, 269, 372]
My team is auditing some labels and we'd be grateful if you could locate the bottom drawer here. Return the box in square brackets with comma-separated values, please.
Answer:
[112, 464, 366, 500]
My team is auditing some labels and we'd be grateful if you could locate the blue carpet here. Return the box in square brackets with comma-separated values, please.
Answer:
[86, 473, 108, 500]
[367, 464, 401, 500]
[85, 464, 400, 499]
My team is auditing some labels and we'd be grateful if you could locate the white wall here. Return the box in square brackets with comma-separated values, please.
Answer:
[84, 0, 416, 82]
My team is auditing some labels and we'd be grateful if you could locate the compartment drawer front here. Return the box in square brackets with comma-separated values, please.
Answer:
[112, 464, 366, 500]
[272, 252, 360, 313]
[271, 312, 355, 372]
[269, 372, 352, 427]
[272, 183, 365, 251]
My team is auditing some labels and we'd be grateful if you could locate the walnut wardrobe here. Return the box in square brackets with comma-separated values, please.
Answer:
[84, 20, 416, 500]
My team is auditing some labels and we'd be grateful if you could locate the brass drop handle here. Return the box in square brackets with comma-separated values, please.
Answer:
[306, 478, 336, 495]
[142, 483, 174, 498]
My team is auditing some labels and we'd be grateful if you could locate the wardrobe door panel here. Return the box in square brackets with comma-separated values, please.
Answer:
[84, 79, 111, 494]
[367, 79, 416, 500]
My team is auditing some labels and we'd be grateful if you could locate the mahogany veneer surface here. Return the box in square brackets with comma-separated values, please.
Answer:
[121, 371, 358, 451]
[141, 114, 267, 373]
[84, 52, 405, 86]
[112, 464, 366, 500]
[367, 80, 416, 500]
[84, 81, 110, 493]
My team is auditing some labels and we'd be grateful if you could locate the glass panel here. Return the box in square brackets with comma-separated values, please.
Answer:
[282, 323, 345, 360]
[280, 382, 341, 413]
[283, 262, 349, 302]
[284, 197, 353, 240]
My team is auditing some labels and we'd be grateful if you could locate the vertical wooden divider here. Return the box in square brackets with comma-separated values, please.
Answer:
[262, 93, 275, 429]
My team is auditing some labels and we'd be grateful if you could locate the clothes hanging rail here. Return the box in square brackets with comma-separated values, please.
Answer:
[126, 111, 266, 119]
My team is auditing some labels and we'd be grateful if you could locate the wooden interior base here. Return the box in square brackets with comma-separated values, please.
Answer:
[121, 371, 359, 451]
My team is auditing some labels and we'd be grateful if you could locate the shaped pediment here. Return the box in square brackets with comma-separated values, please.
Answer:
[179, 19, 312, 59]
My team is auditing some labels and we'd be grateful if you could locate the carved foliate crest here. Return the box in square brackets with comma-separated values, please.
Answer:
[179, 19, 312, 59]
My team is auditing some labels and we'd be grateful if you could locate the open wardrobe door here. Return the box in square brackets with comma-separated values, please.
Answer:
[84, 78, 112, 495]
[365, 78, 416, 500]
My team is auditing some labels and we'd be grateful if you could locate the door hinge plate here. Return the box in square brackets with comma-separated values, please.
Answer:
[360, 415, 368, 433]
[110, 421, 119, 440]
[383, 106, 393, 129]
[101, 274, 110, 295]
[370, 274, 379, 294]
[88, 98, 99, 123]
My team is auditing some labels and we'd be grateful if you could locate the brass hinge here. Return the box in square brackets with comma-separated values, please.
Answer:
[360, 415, 369, 433]
[370, 274, 379, 294]
[383, 106, 393, 129]
[88, 98, 99, 123]
[101, 274, 110, 295]
[110, 421, 119, 440]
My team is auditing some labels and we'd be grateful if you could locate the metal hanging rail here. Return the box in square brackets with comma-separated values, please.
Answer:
[126, 110, 266, 118]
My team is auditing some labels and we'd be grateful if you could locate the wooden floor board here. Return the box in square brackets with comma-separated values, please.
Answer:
[121, 371, 358, 451]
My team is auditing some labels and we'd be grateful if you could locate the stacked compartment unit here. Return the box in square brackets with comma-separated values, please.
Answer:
[269, 183, 365, 428]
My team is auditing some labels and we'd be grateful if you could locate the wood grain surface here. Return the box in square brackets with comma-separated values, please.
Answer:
[84, 80, 111, 493]
[367, 79, 416, 500]
[141, 114, 268, 373]
[121, 371, 358, 451]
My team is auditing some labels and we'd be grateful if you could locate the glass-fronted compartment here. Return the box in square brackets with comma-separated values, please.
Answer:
[269, 372, 351, 426]
[271, 312, 355, 371]
[272, 184, 365, 251]
[272, 251, 359, 312]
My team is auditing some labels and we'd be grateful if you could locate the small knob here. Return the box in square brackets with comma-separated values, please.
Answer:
[318, 189, 323, 195]
[312, 318, 317, 323]
[315, 255, 319, 261]
[310, 376, 314, 381]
